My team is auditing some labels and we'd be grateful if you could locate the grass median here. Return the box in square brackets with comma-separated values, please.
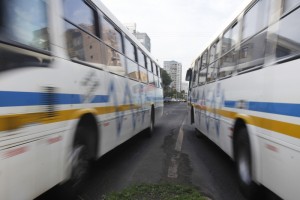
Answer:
[102, 183, 205, 200]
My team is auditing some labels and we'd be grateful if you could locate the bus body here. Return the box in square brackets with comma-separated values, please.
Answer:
[0, 0, 163, 199]
[186, 0, 300, 199]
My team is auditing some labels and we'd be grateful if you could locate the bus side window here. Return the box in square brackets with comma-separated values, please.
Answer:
[100, 17, 126, 76]
[238, 0, 269, 72]
[101, 18, 122, 52]
[1, 0, 50, 51]
[64, 0, 96, 35]
[274, 7, 300, 60]
[207, 60, 218, 82]
[157, 66, 161, 77]
[64, 0, 105, 67]
[124, 37, 136, 61]
[146, 57, 152, 72]
[282, 0, 300, 15]
[151, 61, 154, 73]
[192, 59, 199, 87]
[137, 49, 145, 67]
[124, 38, 139, 80]
[199, 51, 208, 85]
[219, 22, 239, 77]
[156, 65, 159, 76]
[153, 63, 157, 75]
[137, 50, 147, 82]
[154, 75, 159, 88]
[148, 72, 154, 86]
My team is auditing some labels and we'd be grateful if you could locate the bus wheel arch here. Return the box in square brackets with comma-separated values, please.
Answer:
[233, 119, 259, 199]
[74, 113, 99, 160]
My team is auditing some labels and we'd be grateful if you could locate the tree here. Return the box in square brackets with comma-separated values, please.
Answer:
[160, 68, 172, 97]
[160, 68, 172, 89]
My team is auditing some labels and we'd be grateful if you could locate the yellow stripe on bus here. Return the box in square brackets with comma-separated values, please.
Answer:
[0, 104, 141, 132]
[194, 106, 300, 139]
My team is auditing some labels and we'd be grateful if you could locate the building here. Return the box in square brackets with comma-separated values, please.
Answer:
[134, 32, 151, 52]
[124, 23, 151, 52]
[164, 61, 182, 92]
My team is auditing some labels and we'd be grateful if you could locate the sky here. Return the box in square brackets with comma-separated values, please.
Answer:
[101, 0, 250, 82]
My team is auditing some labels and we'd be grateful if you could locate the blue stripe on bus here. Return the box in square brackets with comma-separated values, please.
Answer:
[91, 95, 109, 103]
[224, 101, 236, 108]
[224, 100, 300, 118]
[0, 91, 109, 107]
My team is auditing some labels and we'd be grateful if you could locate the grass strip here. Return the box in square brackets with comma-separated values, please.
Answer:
[102, 183, 205, 200]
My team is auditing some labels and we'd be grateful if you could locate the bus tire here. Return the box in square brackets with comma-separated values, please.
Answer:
[191, 106, 195, 124]
[147, 107, 155, 137]
[236, 128, 258, 199]
[69, 127, 93, 189]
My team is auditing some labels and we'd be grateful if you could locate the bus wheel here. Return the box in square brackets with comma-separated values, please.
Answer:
[147, 107, 155, 137]
[236, 128, 258, 199]
[70, 127, 92, 188]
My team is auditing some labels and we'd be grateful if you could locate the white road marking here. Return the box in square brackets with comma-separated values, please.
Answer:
[167, 117, 186, 178]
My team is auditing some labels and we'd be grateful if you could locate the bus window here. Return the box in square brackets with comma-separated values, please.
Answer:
[1, 0, 49, 51]
[151, 61, 154, 72]
[101, 18, 123, 53]
[157, 66, 161, 77]
[275, 7, 300, 60]
[222, 22, 239, 55]
[242, 1, 269, 42]
[139, 66, 148, 83]
[153, 63, 157, 75]
[154, 75, 160, 88]
[146, 57, 152, 71]
[64, 1, 105, 67]
[124, 38, 136, 61]
[148, 72, 154, 85]
[127, 59, 139, 80]
[219, 50, 236, 76]
[283, 0, 300, 14]
[192, 59, 200, 87]
[137, 49, 145, 67]
[231, 22, 240, 47]
[207, 60, 218, 82]
[198, 51, 208, 85]
[63, 0, 96, 35]
[209, 42, 217, 64]
[209, 39, 221, 63]
[238, 0, 270, 72]
[222, 28, 232, 55]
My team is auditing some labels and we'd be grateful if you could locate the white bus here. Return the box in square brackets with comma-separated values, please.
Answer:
[186, 0, 300, 199]
[0, 0, 163, 199]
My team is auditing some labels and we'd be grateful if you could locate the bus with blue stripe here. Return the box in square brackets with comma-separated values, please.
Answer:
[0, 0, 163, 199]
[186, 0, 300, 199]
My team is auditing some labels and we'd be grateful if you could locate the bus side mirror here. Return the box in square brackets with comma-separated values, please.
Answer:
[185, 68, 192, 81]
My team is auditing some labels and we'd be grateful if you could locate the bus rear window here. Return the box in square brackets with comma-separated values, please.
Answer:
[0, 0, 49, 51]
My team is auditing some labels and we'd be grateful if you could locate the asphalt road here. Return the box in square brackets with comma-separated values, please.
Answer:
[37, 103, 280, 200]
